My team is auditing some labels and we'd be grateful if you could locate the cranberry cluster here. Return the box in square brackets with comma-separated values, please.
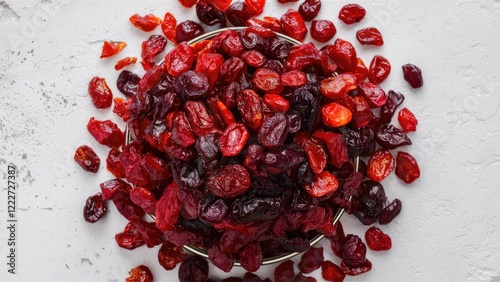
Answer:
[75, 1, 424, 281]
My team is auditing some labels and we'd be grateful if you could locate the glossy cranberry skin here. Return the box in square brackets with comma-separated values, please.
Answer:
[398, 107, 418, 132]
[173, 70, 210, 100]
[74, 145, 100, 173]
[158, 241, 187, 270]
[365, 227, 392, 251]
[367, 149, 395, 182]
[402, 63, 424, 88]
[368, 55, 391, 84]
[88, 76, 112, 108]
[379, 199, 402, 224]
[87, 117, 124, 148]
[380, 90, 405, 125]
[125, 265, 153, 282]
[206, 164, 251, 198]
[328, 38, 357, 72]
[117, 70, 140, 97]
[176, 20, 205, 43]
[299, 0, 321, 21]
[395, 151, 420, 183]
[340, 259, 372, 276]
[219, 122, 249, 157]
[226, 2, 252, 26]
[358, 82, 387, 108]
[298, 246, 324, 273]
[321, 260, 345, 282]
[341, 234, 366, 267]
[310, 20, 336, 43]
[338, 4, 366, 24]
[357, 27, 384, 46]
[83, 193, 106, 223]
[280, 9, 308, 41]
[196, 1, 227, 27]
[376, 124, 412, 149]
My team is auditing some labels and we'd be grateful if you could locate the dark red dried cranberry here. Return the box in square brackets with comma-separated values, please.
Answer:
[196, 1, 227, 27]
[368, 55, 391, 85]
[158, 241, 187, 270]
[178, 255, 209, 282]
[88, 76, 112, 108]
[298, 246, 324, 273]
[226, 2, 252, 26]
[365, 227, 392, 251]
[75, 145, 100, 173]
[340, 259, 372, 276]
[280, 9, 308, 41]
[87, 117, 124, 148]
[274, 260, 295, 282]
[310, 20, 336, 43]
[299, 0, 321, 21]
[117, 70, 140, 97]
[356, 27, 384, 46]
[395, 151, 420, 183]
[379, 199, 402, 224]
[176, 20, 205, 43]
[83, 193, 106, 223]
[341, 234, 366, 267]
[322, 260, 345, 282]
[402, 63, 424, 88]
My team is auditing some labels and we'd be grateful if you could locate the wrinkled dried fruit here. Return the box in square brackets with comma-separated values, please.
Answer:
[206, 164, 251, 198]
[320, 73, 357, 99]
[365, 227, 392, 251]
[158, 241, 187, 270]
[303, 171, 339, 197]
[106, 148, 125, 177]
[115, 57, 137, 71]
[298, 246, 324, 273]
[245, 0, 265, 15]
[176, 20, 205, 43]
[88, 76, 113, 108]
[87, 117, 124, 148]
[129, 14, 162, 32]
[101, 41, 126, 58]
[161, 12, 178, 43]
[367, 149, 394, 182]
[155, 182, 182, 232]
[311, 20, 336, 43]
[340, 259, 372, 276]
[368, 55, 391, 85]
[274, 260, 295, 282]
[75, 145, 100, 173]
[178, 255, 209, 282]
[125, 265, 153, 282]
[321, 102, 353, 127]
[299, 0, 321, 21]
[339, 4, 366, 24]
[356, 27, 384, 46]
[379, 198, 402, 224]
[322, 260, 345, 282]
[197, 1, 227, 27]
[398, 107, 418, 132]
[226, 2, 252, 26]
[395, 151, 420, 183]
[328, 38, 357, 72]
[280, 9, 308, 41]
[341, 234, 366, 267]
[178, 0, 198, 8]
[376, 124, 412, 149]
[402, 63, 424, 88]
[358, 82, 387, 108]
[117, 70, 140, 97]
[83, 193, 106, 223]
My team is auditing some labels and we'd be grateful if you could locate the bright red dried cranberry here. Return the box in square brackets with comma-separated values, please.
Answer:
[299, 0, 321, 21]
[313, 130, 349, 168]
[301, 137, 327, 174]
[226, 1, 253, 26]
[258, 112, 288, 149]
[100, 178, 130, 200]
[130, 187, 157, 214]
[379, 198, 402, 224]
[115, 222, 145, 250]
[106, 148, 125, 178]
[252, 68, 284, 94]
[402, 63, 424, 88]
[125, 265, 153, 282]
[161, 12, 177, 44]
[294, 273, 317, 282]
[322, 261, 345, 282]
[341, 234, 366, 267]
[83, 193, 106, 223]
[395, 151, 420, 183]
[178, 255, 209, 282]
[338, 4, 366, 24]
[155, 182, 182, 232]
[241, 50, 266, 67]
[219, 122, 249, 157]
[129, 14, 162, 32]
[327, 38, 357, 72]
[237, 89, 263, 130]
[368, 55, 391, 84]
[303, 171, 339, 197]
[178, 0, 198, 8]
[274, 260, 295, 282]
[206, 164, 251, 198]
[365, 226, 392, 251]
[246, 17, 284, 33]
[165, 42, 194, 77]
[351, 95, 371, 128]
[184, 100, 219, 136]
[355, 58, 369, 81]
[320, 73, 357, 99]
[176, 20, 205, 43]
[113, 97, 132, 122]
[74, 145, 100, 173]
[100, 41, 126, 58]
[87, 117, 124, 148]
[310, 20, 336, 43]
[141, 35, 167, 68]
[196, 53, 224, 86]
[158, 241, 187, 270]
[367, 149, 394, 182]
[206, 0, 232, 11]
[281, 70, 307, 87]
[298, 246, 324, 273]
[263, 94, 290, 112]
[245, 0, 265, 15]
[398, 107, 418, 132]
[280, 9, 308, 41]
[88, 76, 112, 108]
[321, 102, 353, 128]
[216, 100, 236, 126]
[356, 27, 384, 46]
[358, 82, 387, 108]
[340, 259, 372, 276]
[115, 57, 137, 71]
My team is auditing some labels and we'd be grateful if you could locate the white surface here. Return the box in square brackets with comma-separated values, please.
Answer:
[1, 0, 500, 281]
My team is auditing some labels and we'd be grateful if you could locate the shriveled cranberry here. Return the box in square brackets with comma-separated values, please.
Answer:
[239, 242, 263, 272]
[226, 1, 252, 26]
[216, 100, 237, 126]
[174, 70, 209, 100]
[241, 50, 266, 67]
[245, 0, 265, 15]
[329, 221, 345, 257]
[320, 73, 357, 99]
[367, 149, 394, 182]
[208, 244, 235, 272]
[379, 198, 402, 224]
[327, 38, 357, 72]
[106, 148, 125, 178]
[380, 90, 405, 125]
[298, 246, 324, 273]
[178, 255, 209, 282]
[129, 14, 162, 32]
[280, 9, 308, 41]
[313, 130, 349, 168]
[115, 222, 145, 250]
[206, 0, 232, 11]
[100, 178, 130, 200]
[355, 58, 369, 81]
[178, 0, 198, 7]
[125, 265, 153, 282]
[165, 42, 194, 77]
[294, 273, 317, 282]
[365, 226, 392, 251]
[341, 234, 366, 267]
[155, 182, 182, 232]
[281, 70, 307, 87]
[252, 68, 284, 94]
[158, 241, 187, 270]
[75, 145, 100, 173]
[368, 55, 391, 85]
[237, 89, 263, 130]
[357, 27, 384, 46]
[301, 137, 327, 174]
[141, 35, 167, 68]
[299, 0, 321, 21]
[184, 100, 218, 136]
[83, 193, 106, 223]
[340, 259, 372, 276]
[402, 63, 424, 88]
[321, 102, 353, 128]
[88, 76, 112, 108]
[196, 1, 227, 27]
[219, 122, 249, 157]
[358, 82, 387, 108]
[322, 260, 345, 282]
[395, 151, 420, 183]
[376, 124, 412, 149]
[263, 94, 290, 112]
[258, 112, 288, 149]
[176, 20, 204, 43]
[161, 12, 177, 44]
[310, 20, 336, 43]
[246, 16, 284, 33]
[398, 107, 418, 132]
[130, 187, 156, 214]
[351, 95, 371, 128]
[303, 171, 339, 198]
[117, 70, 140, 97]
[274, 260, 295, 282]
[100, 41, 126, 58]
[196, 53, 224, 87]
[115, 57, 137, 71]
[338, 4, 366, 24]
[206, 164, 251, 198]
[87, 118, 124, 148]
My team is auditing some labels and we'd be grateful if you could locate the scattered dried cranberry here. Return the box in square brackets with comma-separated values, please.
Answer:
[395, 151, 420, 183]
[340, 259, 372, 276]
[178, 0, 198, 8]
[141, 35, 167, 69]
[274, 260, 295, 282]
[115, 57, 137, 71]
[74, 145, 100, 173]
[398, 107, 418, 132]
[376, 124, 412, 149]
[311, 20, 336, 43]
[299, 0, 321, 21]
[196, 1, 227, 27]
[116, 70, 140, 97]
[379, 199, 402, 224]
[176, 20, 205, 43]
[369, 55, 391, 85]
[298, 246, 324, 273]
[129, 14, 162, 32]
[226, 2, 253, 26]
[402, 63, 424, 88]
[106, 148, 125, 177]
[88, 76, 112, 108]
[158, 241, 187, 270]
[83, 193, 106, 223]
[365, 227, 392, 251]
[356, 27, 384, 46]
[100, 41, 126, 58]
[87, 117, 124, 148]
[280, 9, 308, 41]
[161, 12, 178, 44]
[338, 4, 366, 24]
[245, 0, 265, 15]
[367, 149, 395, 182]
[115, 222, 144, 250]
[321, 260, 345, 282]
[125, 265, 153, 282]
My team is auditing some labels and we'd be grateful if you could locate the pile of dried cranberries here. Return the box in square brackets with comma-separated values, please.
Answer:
[75, 1, 423, 281]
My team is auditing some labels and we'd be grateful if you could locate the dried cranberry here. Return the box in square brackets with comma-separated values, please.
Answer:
[74, 145, 100, 173]
[178, 0, 198, 8]
[130, 187, 157, 214]
[196, 53, 224, 87]
[329, 221, 345, 257]
[117, 70, 140, 97]
[239, 242, 263, 272]
[206, 164, 251, 198]
[165, 42, 194, 77]
[327, 38, 357, 72]
[125, 265, 153, 282]
[380, 90, 405, 125]
[294, 273, 317, 282]
[398, 107, 418, 132]
[313, 130, 349, 168]
[88, 76, 112, 108]
[340, 259, 372, 276]
[301, 137, 327, 174]
[158, 241, 187, 270]
[115, 222, 145, 250]
[355, 58, 369, 81]
[379, 198, 402, 224]
[368, 55, 391, 85]
[87, 117, 124, 148]
[402, 63, 424, 88]
[303, 171, 339, 198]
[356, 27, 384, 46]
[299, 0, 321, 21]
[341, 234, 366, 267]
[245, 0, 265, 15]
[365, 226, 392, 251]
[83, 193, 106, 223]
[252, 68, 284, 94]
[310, 20, 336, 43]
[395, 151, 420, 183]
[274, 260, 295, 282]
[100, 41, 126, 58]
[298, 246, 324, 273]
[174, 70, 210, 100]
[226, 2, 252, 26]
[321, 102, 353, 128]
[219, 122, 249, 157]
[338, 4, 366, 24]
[258, 112, 288, 149]
[106, 148, 125, 178]
[141, 35, 167, 67]
[176, 20, 205, 43]
[280, 9, 308, 41]
[237, 89, 263, 130]
[129, 14, 162, 32]
[358, 82, 387, 108]
[208, 244, 235, 272]
[155, 182, 182, 232]
[322, 260, 345, 282]
[320, 73, 357, 99]
[196, 1, 227, 27]
[367, 149, 394, 182]
[206, 0, 232, 11]
[178, 255, 209, 282]
[115, 57, 137, 71]
[376, 124, 412, 149]
[161, 12, 177, 44]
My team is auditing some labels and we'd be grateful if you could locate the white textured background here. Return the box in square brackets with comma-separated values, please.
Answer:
[1, 0, 500, 281]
